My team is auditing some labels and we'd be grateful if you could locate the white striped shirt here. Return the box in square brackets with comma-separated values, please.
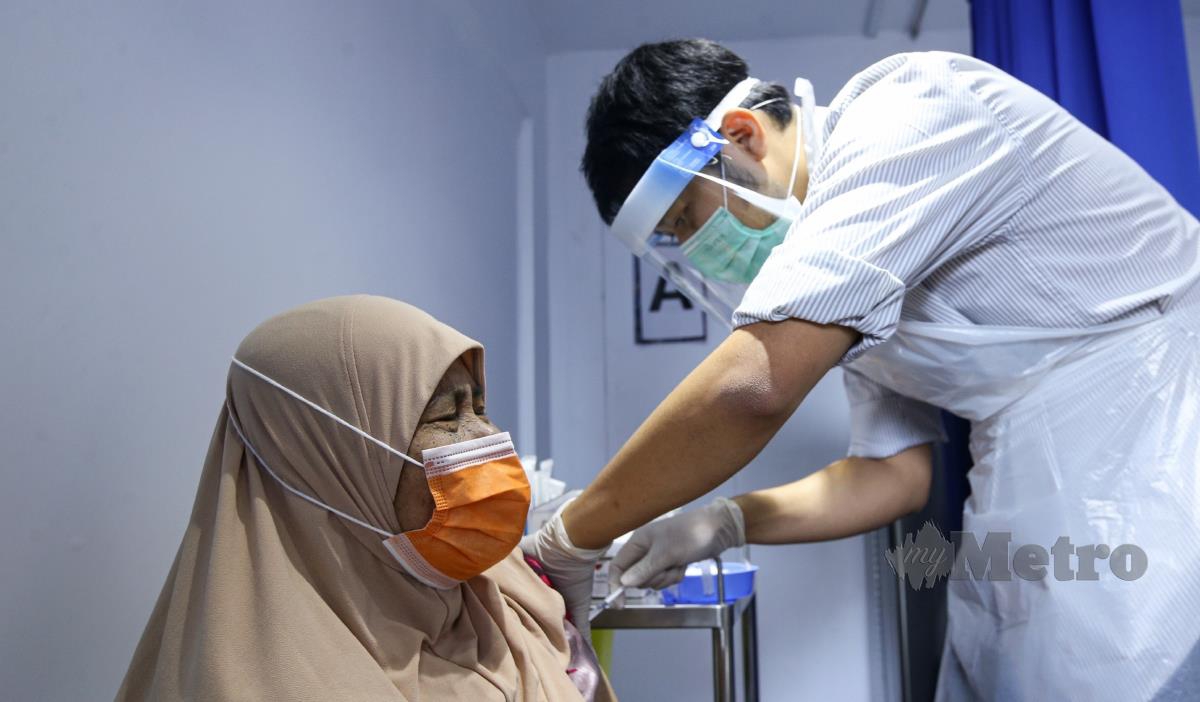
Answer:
[732, 51, 1200, 458]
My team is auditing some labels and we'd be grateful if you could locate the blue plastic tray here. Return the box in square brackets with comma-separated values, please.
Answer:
[662, 561, 758, 604]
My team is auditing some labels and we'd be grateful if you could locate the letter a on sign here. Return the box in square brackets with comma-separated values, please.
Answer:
[633, 236, 706, 344]
[649, 277, 692, 312]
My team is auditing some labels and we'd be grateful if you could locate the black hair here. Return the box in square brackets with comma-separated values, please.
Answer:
[580, 38, 793, 225]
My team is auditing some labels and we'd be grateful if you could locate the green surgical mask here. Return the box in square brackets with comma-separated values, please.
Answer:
[678, 141, 801, 284]
[679, 206, 791, 283]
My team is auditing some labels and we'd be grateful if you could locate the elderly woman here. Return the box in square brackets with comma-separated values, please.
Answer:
[118, 295, 613, 701]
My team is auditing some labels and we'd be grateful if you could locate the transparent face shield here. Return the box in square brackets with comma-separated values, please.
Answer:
[610, 77, 819, 327]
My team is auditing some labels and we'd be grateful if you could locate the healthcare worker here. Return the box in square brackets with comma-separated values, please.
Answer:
[522, 39, 1200, 700]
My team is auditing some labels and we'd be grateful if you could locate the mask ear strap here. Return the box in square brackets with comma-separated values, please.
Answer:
[784, 102, 802, 202]
[733, 84, 809, 205]
[230, 357, 424, 468]
[226, 401, 395, 538]
[735, 91, 800, 200]
[716, 94, 782, 212]
[720, 158, 729, 210]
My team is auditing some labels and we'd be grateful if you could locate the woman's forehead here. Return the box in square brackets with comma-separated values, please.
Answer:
[420, 362, 479, 421]
[434, 360, 475, 391]
[428, 361, 486, 407]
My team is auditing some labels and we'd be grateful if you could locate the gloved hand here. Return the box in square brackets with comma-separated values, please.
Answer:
[610, 496, 745, 591]
[520, 507, 610, 640]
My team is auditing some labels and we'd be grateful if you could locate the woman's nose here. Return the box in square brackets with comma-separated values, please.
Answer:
[455, 394, 497, 439]
[458, 413, 498, 441]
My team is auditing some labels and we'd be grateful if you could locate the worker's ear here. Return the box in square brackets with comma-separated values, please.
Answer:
[719, 108, 770, 163]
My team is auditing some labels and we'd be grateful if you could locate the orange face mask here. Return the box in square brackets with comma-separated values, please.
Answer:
[383, 433, 531, 588]
[227, 358, 531, 590]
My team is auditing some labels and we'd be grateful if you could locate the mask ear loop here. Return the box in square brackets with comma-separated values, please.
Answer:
[783, 103, 802, 201]
[226, 400, 395, 538]
[226, 357, 427, 538]
[726, 95, 781, 211]
[720, 156, 729, 210]
[746, 97, 802, 203]
[231, 357, 424, 469]
[710, 95, 802, 217]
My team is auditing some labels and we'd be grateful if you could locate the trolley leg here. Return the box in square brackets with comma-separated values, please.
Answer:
[742, 596, 759, 702]
[712, 609, 736, 702]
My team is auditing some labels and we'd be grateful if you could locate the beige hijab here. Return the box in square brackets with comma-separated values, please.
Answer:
[118, 295, 607, 701]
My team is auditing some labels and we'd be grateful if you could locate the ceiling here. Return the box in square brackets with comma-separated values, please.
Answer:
[530, 0, 969, 54]
[531, 0, 1200, 55]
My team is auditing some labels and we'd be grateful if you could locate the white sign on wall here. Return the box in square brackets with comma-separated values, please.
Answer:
[633, 237, 707, 344]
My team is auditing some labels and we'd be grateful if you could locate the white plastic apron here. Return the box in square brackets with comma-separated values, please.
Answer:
[847, 290, 1200, 701]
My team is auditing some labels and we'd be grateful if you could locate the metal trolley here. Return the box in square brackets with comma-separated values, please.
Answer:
[591, 559, 759, 702]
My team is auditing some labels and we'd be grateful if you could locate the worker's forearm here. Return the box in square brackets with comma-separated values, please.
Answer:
[562, 321, 856, 549]
[562, 372, 786, 549]
[734, 444, 932, 544]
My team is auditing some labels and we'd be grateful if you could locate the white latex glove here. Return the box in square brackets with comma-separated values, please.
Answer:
[520, 507, 610, 640]
[610, 496, 745, 591]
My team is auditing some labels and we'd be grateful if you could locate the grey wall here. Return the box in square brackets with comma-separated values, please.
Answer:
[0, 1, 545, 699]
[545, 27, 971, 702]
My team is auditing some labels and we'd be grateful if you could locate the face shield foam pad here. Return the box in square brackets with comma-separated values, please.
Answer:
[610, 118, 724, 255]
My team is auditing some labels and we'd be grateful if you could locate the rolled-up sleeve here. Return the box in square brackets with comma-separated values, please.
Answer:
[733, 53, 1028, 364]
[843, 367, 947, 458]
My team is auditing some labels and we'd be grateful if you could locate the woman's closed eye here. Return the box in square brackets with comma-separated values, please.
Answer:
[430, 404, 485, 427]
